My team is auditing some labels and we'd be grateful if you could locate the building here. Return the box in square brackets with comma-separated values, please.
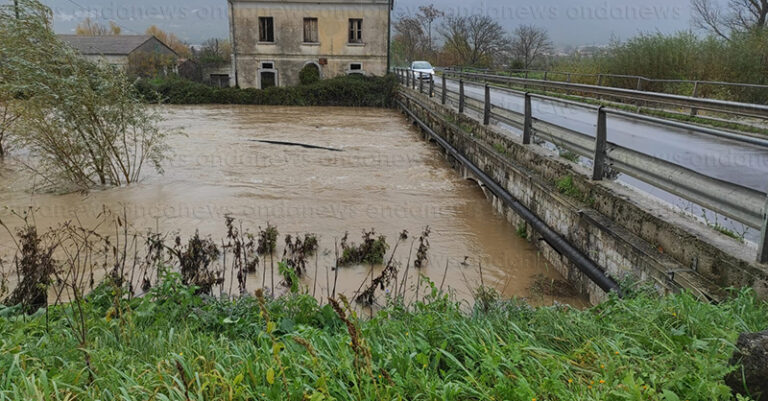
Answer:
[228, 0, 391, 88]
[57, 35, 178, 70]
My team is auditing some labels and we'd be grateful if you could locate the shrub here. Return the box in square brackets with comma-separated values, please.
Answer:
[136, 74, 399, 108]
[299, 64, 320, 85]
[554, 31, 768, 103]
[1, 0, 171, 190]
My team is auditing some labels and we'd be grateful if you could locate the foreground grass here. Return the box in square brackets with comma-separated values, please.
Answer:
[0, 276, 766, 400]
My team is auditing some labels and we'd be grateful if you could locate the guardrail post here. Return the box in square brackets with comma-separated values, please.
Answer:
[523, 92, 532, 145]
[597, 74, 603, 86]
[758, 199, 768, 263]
[543, 71, 548, 81]
[429, 76, 434, 98]
[407, 70, 411, 88]
[441, 76, 447, 105]
[459, 79, 465, 114]
[592, 107, 608, 180]
[690, 81, 700, 117]
[483, 84, 491, 125]
[636, 78, 644, 91]
[419, 73, 424, 93]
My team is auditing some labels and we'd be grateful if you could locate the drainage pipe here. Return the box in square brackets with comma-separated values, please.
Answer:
[398, 99, 622, 296]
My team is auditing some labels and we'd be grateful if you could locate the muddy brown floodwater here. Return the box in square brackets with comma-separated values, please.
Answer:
[0, 105, 586, 307]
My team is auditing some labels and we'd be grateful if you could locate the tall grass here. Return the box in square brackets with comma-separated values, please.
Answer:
[0, 272, 765, 400]
[556, 31, 768, 103]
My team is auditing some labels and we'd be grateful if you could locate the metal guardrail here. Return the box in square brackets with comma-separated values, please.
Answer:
[446, 66, 768, 116]
[393, 67, 768, 264]
[438, 68, 768, 120]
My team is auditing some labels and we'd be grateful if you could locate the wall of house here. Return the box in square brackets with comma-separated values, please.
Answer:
[82, 55, 130, 69]
[134, 37, 178, 57]
[231, 0, 389, 88]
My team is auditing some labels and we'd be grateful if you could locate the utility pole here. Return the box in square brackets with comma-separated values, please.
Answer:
[14, 0, 20, 19]
[387, 0, 393, 72]
[227, 0, 239, 87]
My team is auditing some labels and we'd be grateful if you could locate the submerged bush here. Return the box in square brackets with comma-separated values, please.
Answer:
[135, 74, 399, 107]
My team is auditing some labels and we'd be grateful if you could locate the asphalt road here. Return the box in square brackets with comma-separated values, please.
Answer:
[436, 76, 768, 194]
[424, 76, 768, 240]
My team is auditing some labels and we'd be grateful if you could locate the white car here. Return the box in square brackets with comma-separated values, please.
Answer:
[410, 61, 435, 80]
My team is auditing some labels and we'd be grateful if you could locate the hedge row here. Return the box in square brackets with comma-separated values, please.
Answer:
[135, 74, 398, 107]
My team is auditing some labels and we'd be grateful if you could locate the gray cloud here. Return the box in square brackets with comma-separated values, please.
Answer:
[35, 0, 693, 46]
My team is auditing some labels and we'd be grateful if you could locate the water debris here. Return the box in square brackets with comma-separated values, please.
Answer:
[251, 140, 343, 152]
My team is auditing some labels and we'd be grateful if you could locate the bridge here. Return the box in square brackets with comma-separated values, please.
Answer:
[394, 67, 768, 304]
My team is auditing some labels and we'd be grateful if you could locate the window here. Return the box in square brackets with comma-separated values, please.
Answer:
[303, 18, 318, 43]
[348, 63, 363, 75]
[348, 19, 363, 43]
[259, 17, 274, 42]
[261, 62, 274, 69]
[210, 74, 229, 88]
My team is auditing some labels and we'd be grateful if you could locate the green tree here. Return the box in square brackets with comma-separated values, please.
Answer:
[0, 0, 172, 190]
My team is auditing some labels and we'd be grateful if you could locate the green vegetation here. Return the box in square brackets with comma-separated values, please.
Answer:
[299, 64, 321, 85]
[0, 0, 171, 190]
[337, 230, 389, 266]
[712, 223, 742, 241]
[555, 32, 768, 104]
[559, 148, 580, 163]
[135, 74, 398, 108]
[0, 274, 766, 400]
[443, 113, 475, 134]
[555, 175, 597, 206]
[493, 142, 507, 155]
[516, 222, 528, 239]
[556, 175, 583, 199]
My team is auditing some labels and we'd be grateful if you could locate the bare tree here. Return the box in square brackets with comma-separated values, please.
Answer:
[510, 25, 553, 69]
[439, 15, 510, 67]
[198, 38, 232, 65]
[393, 16, 425, 63]
[691, 0, 768, 39]
[417, 4, 444, 54]
[75, 17, 121, 35]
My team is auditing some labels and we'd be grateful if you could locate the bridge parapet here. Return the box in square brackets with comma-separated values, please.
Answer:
[396, 78, 768, 304]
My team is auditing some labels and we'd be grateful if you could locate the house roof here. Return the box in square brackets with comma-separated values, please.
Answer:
[57, 35, 177, 56]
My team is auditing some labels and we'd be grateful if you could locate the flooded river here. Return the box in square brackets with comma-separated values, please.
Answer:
[0, 105, 585, 307]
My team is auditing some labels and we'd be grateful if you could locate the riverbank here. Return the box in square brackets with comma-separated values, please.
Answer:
[135, 75, 398, 107]
[0, 276, 765, 400]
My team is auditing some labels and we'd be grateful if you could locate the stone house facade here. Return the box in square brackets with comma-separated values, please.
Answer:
[228, 0, 391, 88]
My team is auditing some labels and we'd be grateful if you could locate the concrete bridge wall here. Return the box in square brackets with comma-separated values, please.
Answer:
[398, 88, 768, 305]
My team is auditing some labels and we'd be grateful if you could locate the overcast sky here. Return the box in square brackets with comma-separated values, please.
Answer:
[35, 0, 695, 47]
